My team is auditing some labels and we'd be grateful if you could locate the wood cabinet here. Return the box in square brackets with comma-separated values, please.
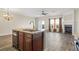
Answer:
[12, 30, 44, 51]
[24, 37, 32, 51]
[33, 38, 43, 51]
[23, 32, 43, 51]
[33, 33, 43, 51]
[18, 32, 24, 51]
[12, 30, 19, 49]
[23, 33, 32, 51]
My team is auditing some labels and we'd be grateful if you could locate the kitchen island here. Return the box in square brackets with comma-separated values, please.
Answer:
[12, 28, 44, 51]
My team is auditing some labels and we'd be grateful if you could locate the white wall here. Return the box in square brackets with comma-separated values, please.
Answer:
[0, 13, 35, 36]
[74, 9, 79, 34]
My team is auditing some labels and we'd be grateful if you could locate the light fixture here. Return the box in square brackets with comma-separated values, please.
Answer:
[41, 9, 48, 15]
[3, 8, 13, 21]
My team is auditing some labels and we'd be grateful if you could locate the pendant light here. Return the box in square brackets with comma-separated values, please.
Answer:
[3, 8, 13, 21]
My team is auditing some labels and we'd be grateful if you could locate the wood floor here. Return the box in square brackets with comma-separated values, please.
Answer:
[0, 32, 75, 51]
[0, 35, 17, 51]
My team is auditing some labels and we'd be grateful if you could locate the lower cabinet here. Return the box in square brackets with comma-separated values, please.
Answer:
[24, 38, 32, 51]
[33, 32, 43, 51]
[18, 32, 24, 51]
[12, 30, 19, 49]
[23, 32, 43, 51]
[12, 30, 44, 51]
[33, 38, 43, 51]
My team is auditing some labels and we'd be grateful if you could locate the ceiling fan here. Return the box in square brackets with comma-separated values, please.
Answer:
[41, 9, 48, 15]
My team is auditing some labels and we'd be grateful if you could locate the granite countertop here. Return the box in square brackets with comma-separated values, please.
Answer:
[13, 28, 44, 34]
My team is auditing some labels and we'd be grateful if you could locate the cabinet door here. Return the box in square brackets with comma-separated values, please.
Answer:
[19, 32, 24, 51]
[33, 37, 43, 51]
[24, 38, 32, 51]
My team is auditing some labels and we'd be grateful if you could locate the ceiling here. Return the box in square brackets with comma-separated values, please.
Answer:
[0, 8, 74, 17]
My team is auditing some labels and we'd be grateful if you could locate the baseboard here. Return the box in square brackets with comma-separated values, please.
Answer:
[72, 33, 79, 39]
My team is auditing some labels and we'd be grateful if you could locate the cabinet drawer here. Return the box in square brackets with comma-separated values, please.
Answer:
[24, 33, 32, 38]
[33, 33, 42, 39]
